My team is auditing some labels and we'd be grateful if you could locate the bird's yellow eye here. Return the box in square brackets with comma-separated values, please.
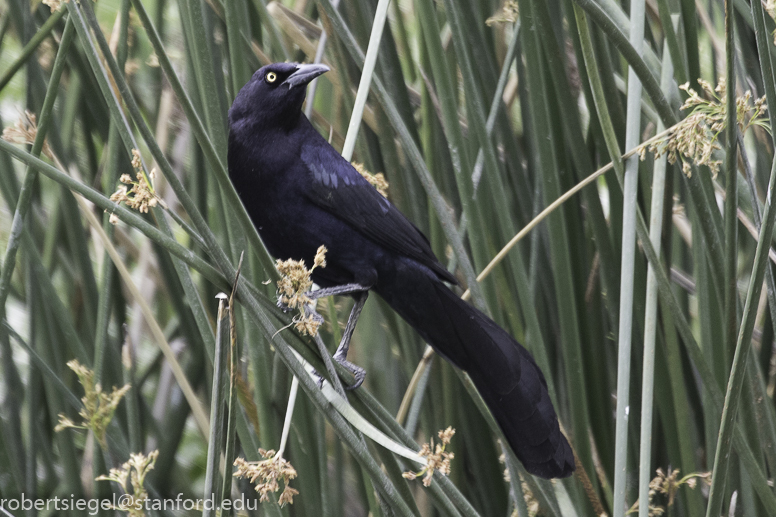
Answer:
[266, 72, 277, 83]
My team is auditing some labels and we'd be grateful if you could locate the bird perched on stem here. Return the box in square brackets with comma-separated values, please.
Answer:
[227, 62, 575, 479]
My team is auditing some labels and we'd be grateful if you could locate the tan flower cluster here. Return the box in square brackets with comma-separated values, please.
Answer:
[2, 111, 53, 159]
[294, 309, 324, 336]
[352, 162, 389, 198]
[403, 427, 456, 487]
[233, 449, 299, 507]
[55, 359, 131, 448]
[499, 452, 510, 482]
[486, 1, 519, 25]
[626, 468, 711, 516]
[109, 149, 159, 221]
[640, 78, 768, 178]
[520, 478, 540, 517]
[276, 245, 327, 336]
[498, 451, 540, 517]
[42, 0, 69, 12]
[96, 450, 158, 517]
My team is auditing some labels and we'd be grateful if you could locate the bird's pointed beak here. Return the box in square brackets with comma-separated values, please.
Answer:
[286, 63, 330, 88]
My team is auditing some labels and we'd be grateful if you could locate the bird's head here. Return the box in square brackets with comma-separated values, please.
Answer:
[229, 62, 329, 132]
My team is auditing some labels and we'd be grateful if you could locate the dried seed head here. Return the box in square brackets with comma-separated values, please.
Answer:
[276, 258, 314, 310]
[352, 162, 389, 197]
[403, 427, 456, 487]
[275, 246, 328, 337]
[234, 450, 299, 507]
[131, 148, 143, 171]
[314, 245, 327, 269]
[55, 359, 130, 448]
[108, 152, 160, 214]
[628, 468, 711, 516]
[96, 450, 158, 517]
[42, 0, 68, 12]
[438, 426, 455, 445]
[2, 111, 53, 159]
[486, 1, 519, 25]
[640, 78, 768, 178]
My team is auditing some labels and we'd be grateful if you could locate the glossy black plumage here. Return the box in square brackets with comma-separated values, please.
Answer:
[227, 62, 575, 478]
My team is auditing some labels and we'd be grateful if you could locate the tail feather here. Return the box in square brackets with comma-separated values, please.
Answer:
[376, 265, 575, 479]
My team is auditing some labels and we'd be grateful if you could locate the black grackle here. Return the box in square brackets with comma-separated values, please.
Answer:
[227, 62, 575, 478]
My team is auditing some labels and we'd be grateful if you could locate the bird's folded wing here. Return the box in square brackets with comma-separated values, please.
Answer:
[301, 142, 457, 285]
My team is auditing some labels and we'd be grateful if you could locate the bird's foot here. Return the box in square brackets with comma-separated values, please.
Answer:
[333, 353, 366, 390]
[311, 368, 326, 389]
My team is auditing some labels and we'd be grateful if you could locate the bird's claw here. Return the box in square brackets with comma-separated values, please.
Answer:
[311, 368, 326, 389]
[346, 365, 366, 390]
[333, 354, 366, 390]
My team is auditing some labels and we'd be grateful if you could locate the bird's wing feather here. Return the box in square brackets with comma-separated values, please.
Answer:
[301, 141, 457, 284]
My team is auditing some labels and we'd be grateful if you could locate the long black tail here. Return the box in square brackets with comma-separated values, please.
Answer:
[376, 265, 575, 479]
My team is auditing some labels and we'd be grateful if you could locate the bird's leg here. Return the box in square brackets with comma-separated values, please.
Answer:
[307, 283, 369, 300]
[277, 283, 368, 312]
[333, 290, 369, 389]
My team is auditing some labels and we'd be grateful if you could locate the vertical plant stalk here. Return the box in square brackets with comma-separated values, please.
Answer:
[638, 47, 672, 517]
[277, 375, 300, 459]
[705, 152, 776, 517]
[220, 259, 243, 506]
[706, 0, 773, 512]
[203, 294, 231, 517]
[613, 0, 645, 514]
[340, 0, 391, 161]
[722, 0, 739, 416]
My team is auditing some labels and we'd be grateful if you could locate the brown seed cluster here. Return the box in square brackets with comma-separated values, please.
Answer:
[233, 449, 299, 507]
[109, 149, 159, 220]
[2, 111, 53, 159]
[626, 468, 711, 516]
[96, 450, 158, 517]
[276, 245, 327, 336]
[55, 359, 130, 449]
[42, 0, 68, 12]
[639, 78, 767, 178]
[402, 427, 455, 487]
[486, 0, 519, 25]
[352, 162, 389, 198]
